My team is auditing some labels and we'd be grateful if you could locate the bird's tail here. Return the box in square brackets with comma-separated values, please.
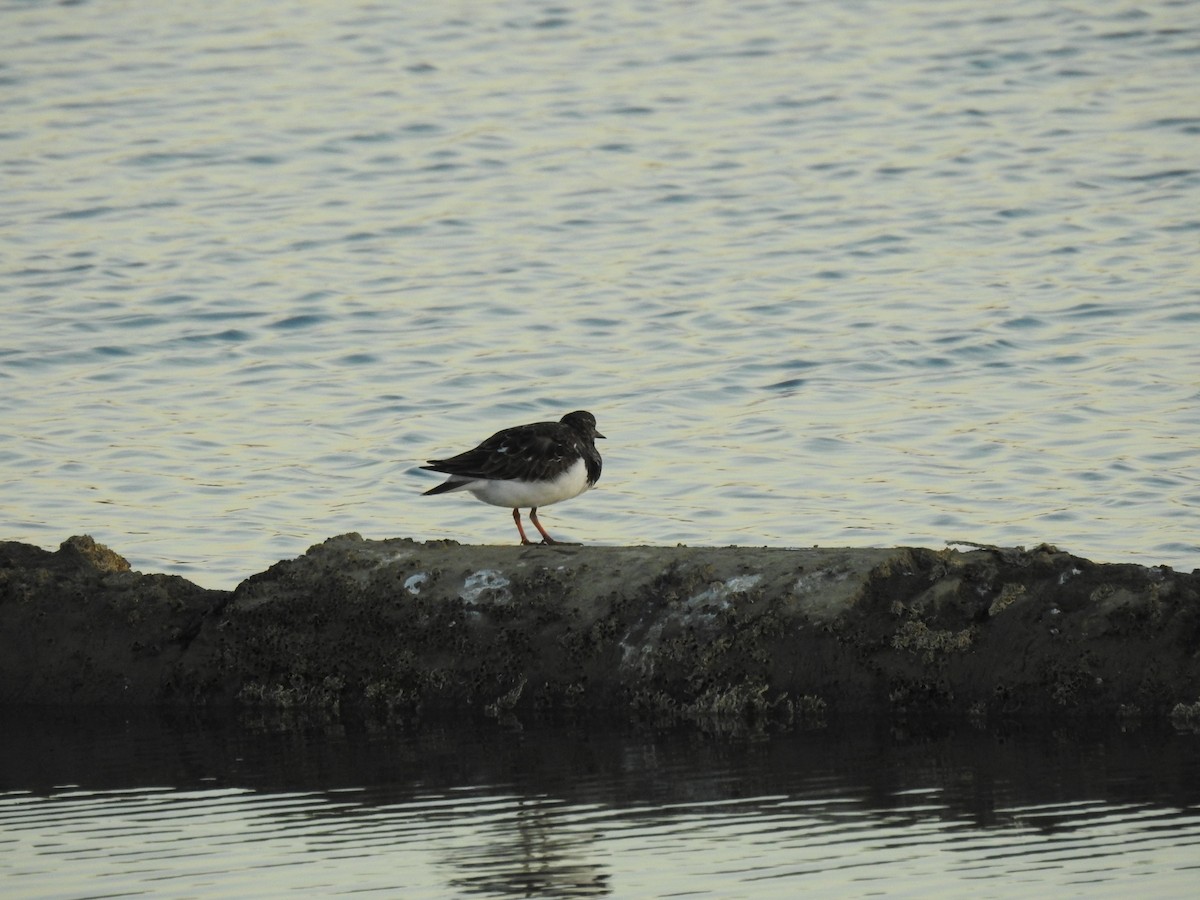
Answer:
[422, 477, 470, 496]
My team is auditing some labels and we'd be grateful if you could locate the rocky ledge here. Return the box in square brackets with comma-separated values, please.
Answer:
[2, 535, 1199, 726]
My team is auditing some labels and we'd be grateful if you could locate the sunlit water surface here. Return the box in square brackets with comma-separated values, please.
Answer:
[2, 710, 1199, 898]
[3, 0, 1198, 588]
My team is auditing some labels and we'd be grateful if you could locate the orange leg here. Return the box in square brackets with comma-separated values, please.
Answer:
[512, 508, 535, 545]
[529, 507, 558, 544]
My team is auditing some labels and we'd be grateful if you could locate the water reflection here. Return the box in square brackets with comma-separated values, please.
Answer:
[2, 708, 1199, 897]
[446, 797, 610, 897]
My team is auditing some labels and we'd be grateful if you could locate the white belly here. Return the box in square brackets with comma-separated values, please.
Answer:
[467, 458, 590, 509]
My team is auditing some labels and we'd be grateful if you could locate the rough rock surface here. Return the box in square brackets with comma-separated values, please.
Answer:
[0, 536, 223, 704]
[3, 535, 1199, 725]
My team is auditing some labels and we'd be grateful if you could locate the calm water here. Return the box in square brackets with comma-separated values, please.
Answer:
[3, 0, 1199, 589]
[2, 709, 1199, 898]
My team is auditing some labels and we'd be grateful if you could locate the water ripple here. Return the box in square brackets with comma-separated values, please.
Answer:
[3, 711, 1200, 898]
[1, 0, 1197, 585]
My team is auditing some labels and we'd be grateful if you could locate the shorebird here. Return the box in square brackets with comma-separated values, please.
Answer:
[420, 410, 604, 545]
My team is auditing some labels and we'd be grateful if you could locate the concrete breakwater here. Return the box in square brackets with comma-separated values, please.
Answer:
[2, 534, 1198, 726]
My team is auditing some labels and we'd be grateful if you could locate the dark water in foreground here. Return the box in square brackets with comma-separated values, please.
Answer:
[2, 709, 1199, 898]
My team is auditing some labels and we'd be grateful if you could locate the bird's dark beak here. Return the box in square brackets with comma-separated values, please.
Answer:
[596, 431, 606, 439]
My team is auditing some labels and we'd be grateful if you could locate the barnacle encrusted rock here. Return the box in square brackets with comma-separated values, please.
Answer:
[2, 535, 1198, 725]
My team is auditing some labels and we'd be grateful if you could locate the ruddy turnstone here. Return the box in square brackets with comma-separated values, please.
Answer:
[421, 410, 605, 545]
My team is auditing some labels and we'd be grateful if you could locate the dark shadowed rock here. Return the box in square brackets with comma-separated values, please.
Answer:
[0, 536, 227, 704]
[3, 534, 1199, 726]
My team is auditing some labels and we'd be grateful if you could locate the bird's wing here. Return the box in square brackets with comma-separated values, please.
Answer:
[422, 423, 580, 482]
